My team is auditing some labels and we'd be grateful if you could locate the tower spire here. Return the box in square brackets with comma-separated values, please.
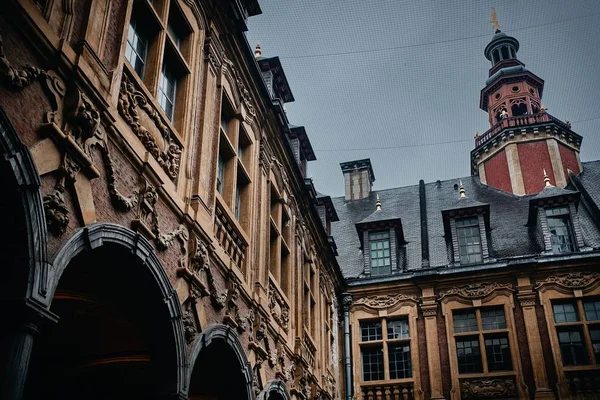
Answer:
[459, 181, 467, 199]
[375, 194, 382, 211]
[543, 169, 552, 187]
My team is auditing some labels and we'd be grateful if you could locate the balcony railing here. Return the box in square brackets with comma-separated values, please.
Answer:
[475, 112, 571, 148]
[565, 370, 600, 399]
[360, 382, 415, 400]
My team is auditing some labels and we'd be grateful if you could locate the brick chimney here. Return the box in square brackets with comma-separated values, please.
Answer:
[340, 159, 375, 200]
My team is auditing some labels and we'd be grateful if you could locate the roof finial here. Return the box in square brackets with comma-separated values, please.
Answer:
[491, 7, 501, 32]
[254, 43, 262, 58]
[459, 180, 467, 199]
[543, 169, 552, 187]
[376, 194, 382, 211]
[474, 130, 479, 139]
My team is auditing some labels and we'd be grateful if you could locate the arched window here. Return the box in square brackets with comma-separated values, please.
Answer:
[511, 103, 528, 117]
[501, 46, 509, 60]
[510, 47, 516, 59]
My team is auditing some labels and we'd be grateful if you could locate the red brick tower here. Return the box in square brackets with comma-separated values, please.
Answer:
[471, 29, 583, 195]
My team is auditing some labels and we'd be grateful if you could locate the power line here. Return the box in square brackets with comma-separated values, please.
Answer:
[281, 13, 600, 60]
[313, 116, 600, 152]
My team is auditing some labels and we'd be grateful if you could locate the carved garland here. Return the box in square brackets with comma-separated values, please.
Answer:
[535, 272, 600, 291]
[117, 73, 181, 180]
[268, 281, 290, 332]
[438, 282, 514, 300]
[353, 294, 418, 309]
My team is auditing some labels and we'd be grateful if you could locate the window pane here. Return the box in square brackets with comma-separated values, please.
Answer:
[485, 334, 512, 371]
[217, 154, 224, 194]
[125, 17, 148, 78]
[557, 328, 588, 366]
[553, 302, 579, 323]
[456, 337, 483, 374]
[158, 63, 177, 121]
[584, 300, 600, 321]
[457, 218, 483, 264]
[361, 346, 384, 381]
[453, 310, 477, 333]
[590, 327, 600, 363]
[481, 308, 507, 331]
[360, 321, 382, 342]
[369, 231, 392, 276]
[547, 214, 575, 253]
[387, 319, 409, 339]
[388, 344, 412, 379]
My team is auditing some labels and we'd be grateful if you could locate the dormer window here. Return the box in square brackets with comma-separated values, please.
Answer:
[456, 217, 483, 264]
[546, 206, 575, 253]
[368, 230, 392, 276]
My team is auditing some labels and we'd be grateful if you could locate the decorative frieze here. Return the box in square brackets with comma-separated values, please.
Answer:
[117, 73, 181, 180]
[353, 293, 418, 309]
[0, 32, 45, 89]
[535, 272, 600, 291]
[460, 378, 517, 399]
[439, 282, 514, 300]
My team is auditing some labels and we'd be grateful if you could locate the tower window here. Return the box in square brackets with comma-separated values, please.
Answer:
[546, 207, 575, 253]
[511, 102, 528, 117]
[492, 49, 499, 64]
[501, 46, 509, 60]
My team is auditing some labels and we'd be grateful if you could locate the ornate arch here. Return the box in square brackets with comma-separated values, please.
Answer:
[48, 222, 188, 396]
[187, 323, 255, 400]
[258, 380, 291, 400]
[0, 105, 49, 305]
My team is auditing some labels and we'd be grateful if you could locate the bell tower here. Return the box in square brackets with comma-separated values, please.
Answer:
[471, 10, 583, 195]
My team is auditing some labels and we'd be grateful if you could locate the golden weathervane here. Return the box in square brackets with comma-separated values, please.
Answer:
[491, 7, 501, 31]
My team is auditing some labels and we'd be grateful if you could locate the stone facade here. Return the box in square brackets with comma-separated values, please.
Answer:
[0, 1, 342, 399]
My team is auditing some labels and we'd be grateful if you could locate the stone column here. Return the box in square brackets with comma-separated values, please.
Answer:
[0, 300, 58, 400]
[516, 277, 555, 400]
[420, 288, 445, 400]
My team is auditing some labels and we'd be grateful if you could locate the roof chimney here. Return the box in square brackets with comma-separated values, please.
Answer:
[340, 159, 375, 201]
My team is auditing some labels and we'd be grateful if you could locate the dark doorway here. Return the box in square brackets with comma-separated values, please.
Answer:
[25, 245, 178, 399]
[189, 338, 251, 400]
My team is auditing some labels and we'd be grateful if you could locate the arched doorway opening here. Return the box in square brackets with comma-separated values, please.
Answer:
[24, 225, 186, 399]
[258, 380, 290, 400]
[188, 325, 254, 400]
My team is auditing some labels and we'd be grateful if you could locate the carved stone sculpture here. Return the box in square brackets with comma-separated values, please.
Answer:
[535, 272, 600, 290]
[353, 293, 418, 309]
[439, 282, 513, 300]
[182, 309, 197, 344]
[43, 189, 69, 236]
[460, 379, 516, 399]
[118, 73, 181, 180]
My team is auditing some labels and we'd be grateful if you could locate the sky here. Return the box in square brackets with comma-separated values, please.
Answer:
[246, 0, 600, 198]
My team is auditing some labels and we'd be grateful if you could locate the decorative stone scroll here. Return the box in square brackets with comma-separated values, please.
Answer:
[118, 73, 181, 180]
[353, 293, 418, 309]
[438, 282, 514, 300]
[180, 235, 224, 310]
[0, 32, 45, 89]
[535, 272, 600, 291]
[460, 378, 516, 399]
[268, 281, 290, 332]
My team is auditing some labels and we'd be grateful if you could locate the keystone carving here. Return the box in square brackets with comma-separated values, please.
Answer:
[460, 379, 516, 399]
[353, 293, 418, 309]
[535, 272, 600, 290]
[182, 309, 197, 344]
[268, 281, 290, 332]
[438, 282, 514, 300]
[43, 189, 69, 236]
[118, 73, 181, 180]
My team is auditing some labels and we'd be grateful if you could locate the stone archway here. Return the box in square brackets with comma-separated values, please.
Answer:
[258, 380, 291, 400]
[187, 324, 255, 400]
[24, 223, 187, 399]
[0, 105, 53, 400]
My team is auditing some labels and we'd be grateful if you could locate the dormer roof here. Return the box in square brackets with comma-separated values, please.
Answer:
[257, 56, 295, 103]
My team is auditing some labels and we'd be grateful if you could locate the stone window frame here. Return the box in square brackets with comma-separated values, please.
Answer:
[448, 213, 490, 266]
[439, 284, 529, 400]
[350, 295, 422, 398]
[267, 178, 293, 302]
[123, 0, 197, 136]
[216, 92, 254, 231]
[536, 272, 600, 399]
[536, 202, 585, 255]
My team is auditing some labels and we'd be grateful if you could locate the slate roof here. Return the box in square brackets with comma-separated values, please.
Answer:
[328, 160, 600, 279]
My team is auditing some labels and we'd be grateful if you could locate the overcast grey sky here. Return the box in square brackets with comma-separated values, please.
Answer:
[246, 0, 600, 197]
